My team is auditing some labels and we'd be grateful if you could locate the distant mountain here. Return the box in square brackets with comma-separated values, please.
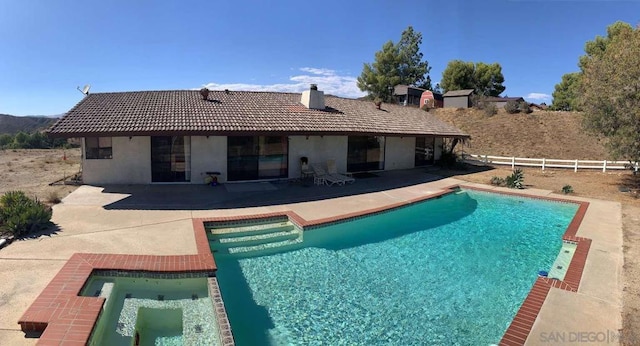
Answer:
[0, 114, 58, 134]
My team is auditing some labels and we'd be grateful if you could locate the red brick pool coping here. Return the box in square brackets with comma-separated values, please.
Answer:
[18, 220, 215, 345]
[18, 185, 592, 345]
[463, 187, 592, 346]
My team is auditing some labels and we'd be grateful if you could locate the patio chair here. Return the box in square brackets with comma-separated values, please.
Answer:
[326, 159, 355, 184]
[311, 164, 344, 186]
[300, 156, 313, 180]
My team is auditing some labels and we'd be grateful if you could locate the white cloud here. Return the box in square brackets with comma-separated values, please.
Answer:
[202, 67, 366, 99]
[525, 93, 551, 101]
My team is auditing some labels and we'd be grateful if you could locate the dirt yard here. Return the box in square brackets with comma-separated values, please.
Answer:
[0, 148, 81, 203]
[0, 149, 638, 342]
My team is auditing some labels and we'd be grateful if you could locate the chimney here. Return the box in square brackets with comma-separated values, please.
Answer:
[301, 84, 325, 110]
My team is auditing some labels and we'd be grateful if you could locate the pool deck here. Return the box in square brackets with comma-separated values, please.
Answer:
[0, 171, 623, 345]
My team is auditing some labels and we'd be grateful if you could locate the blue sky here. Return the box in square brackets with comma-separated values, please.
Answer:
[0, 0, 638, 116]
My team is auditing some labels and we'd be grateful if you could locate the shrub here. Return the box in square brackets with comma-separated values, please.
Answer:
[483, 102, 497, 117]
[519, 101, 532, 114]
[0, 191, 52, 237]
[471, 94, 486, 109]
[490, 176, 506, 187]
[562, 185, 574, 194]
[505, 100, 520, 114]
[505, 169, 525, 189]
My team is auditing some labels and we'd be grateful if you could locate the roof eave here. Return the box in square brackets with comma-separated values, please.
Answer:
[47, 130, 470, 139]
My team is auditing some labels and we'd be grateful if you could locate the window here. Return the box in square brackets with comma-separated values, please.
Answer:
[85, 137, 112, 159]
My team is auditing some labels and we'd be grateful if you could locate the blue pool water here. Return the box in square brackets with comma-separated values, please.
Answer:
[214, 190, 579, 345]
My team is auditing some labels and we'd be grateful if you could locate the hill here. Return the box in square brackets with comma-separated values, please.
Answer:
[430, 108, 609, 160]
[0, 114, 57, 134]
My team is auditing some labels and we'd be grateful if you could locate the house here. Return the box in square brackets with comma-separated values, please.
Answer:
[420, 90, 444, 109]
[47, 85, 469, 185]
[483, 96, 525, 109]
[442, 89, 474, 108]
[393, 85, 426, 106]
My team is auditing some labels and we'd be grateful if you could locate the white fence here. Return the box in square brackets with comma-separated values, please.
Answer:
[465, 154, 639, 173]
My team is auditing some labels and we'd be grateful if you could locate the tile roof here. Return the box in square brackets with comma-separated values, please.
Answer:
[48, 90, 469, 138]
[442, 89, 475, 97]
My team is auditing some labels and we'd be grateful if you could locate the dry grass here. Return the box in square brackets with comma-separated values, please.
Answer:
[0, 148, 81, 203]
[431, 108, 609, 159]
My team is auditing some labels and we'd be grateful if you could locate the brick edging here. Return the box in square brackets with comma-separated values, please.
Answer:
[464, 187, 594, 346]
[19, 184, 592, 346]
[198, 184, 593, 346]
[18, 224, 216, 345]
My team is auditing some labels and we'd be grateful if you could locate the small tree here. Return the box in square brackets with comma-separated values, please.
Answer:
[505, 100, 520, 114]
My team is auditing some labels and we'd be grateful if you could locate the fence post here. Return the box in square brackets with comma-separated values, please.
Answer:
[512, 157, 515, 170]
[484, 155, 488, 164]
[574, 159, 579, 172]
[602, 160, 607, 173]
[542, 158, 546, 171]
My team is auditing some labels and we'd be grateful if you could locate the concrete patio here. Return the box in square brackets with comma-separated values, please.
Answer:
[0, 169, 623, 345]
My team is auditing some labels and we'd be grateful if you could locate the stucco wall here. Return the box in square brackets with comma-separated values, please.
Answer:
[385, 137, 416, 170]
[83, 136, 151, 185]
[191, 136, 227, 183]
[288, 136, 348, 177]
[82, 135, 452, 184]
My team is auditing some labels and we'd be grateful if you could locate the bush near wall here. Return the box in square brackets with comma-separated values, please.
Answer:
[505, 100, 519, 114]
[0, 191, 52, 237]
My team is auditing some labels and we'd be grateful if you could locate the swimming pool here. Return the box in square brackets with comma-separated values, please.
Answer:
[212, 190, 579, 345]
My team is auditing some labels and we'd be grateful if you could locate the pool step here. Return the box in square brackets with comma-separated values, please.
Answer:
[209, 220, 303, 255]
[228, 238, 303, 254]
[209, 220, 294, 238]
[212, 230, 300, 249]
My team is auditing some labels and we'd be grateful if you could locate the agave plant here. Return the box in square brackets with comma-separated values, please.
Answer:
[506, 169, 524, 189]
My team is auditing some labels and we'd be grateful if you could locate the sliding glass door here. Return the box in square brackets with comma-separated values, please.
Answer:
[151, 136, 191, 182]
[227, 136, 288, 181]
[415, 136, 435, 166]
[347, 136, 385, 172]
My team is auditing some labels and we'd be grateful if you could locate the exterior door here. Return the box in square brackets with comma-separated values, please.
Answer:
[347, 136, 385, 172]
[227, 136, 288, 181]
[151, 136, 191, 182]
[415, 137, 435, 166]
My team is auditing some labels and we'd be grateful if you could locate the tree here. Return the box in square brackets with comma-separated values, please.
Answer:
[579, 21, 634, 71]
[440, 60, 475, 93]
[357, 26, 431, 102]
[580, 23, 640, 162]
[550, 72, 582, 111]
[551, 21, 634, 111]
[440, 60, 505, 96]
[0, 134, 12, 147]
